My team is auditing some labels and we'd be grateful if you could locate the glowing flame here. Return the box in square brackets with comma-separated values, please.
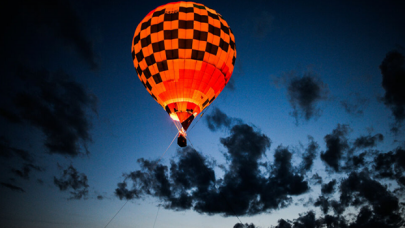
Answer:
[169, 113, 180, 122]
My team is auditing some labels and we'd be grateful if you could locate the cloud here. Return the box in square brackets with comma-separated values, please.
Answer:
[54, 164, 89, 200]
[299, 136, 319, 173]
[320, 124, 350, 172]
[0, 182, 25, 192]
[373, 148, 405, 186]
[277, 71, 329, 124]
[291, 211, 318, 228]
[274, 219, 292, 228]
[380, 51, 405, 128]
[0, 137, 33, 162]
[204, 107, 241, 132]
[233, 223, 256, 228]
[226, 77, 236, 91]
[1, 137, 44, 180]
[314, 196, 330, 214]
[321, 179, 337, 195]
[339, 171, 403, 226]
[115, 123, 312, 216]
[340, 93, 368, 116]
[252, 10, 273, 38]
[349, 206, 403, 228]
[11, 163, 44, 180]
[5, 0, 98, 69]
[309, 174, 323, 185]
[2, 68, 97, 157]
[246, 205, 402, 227]
[353, 134, 384, 149]
[234, 168, 405, 228]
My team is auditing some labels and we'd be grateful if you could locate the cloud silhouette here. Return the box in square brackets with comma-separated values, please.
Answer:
[373, 148, 405, 186]
[353, 134, 384, 149]
[321, 179, 337, 195]
[115, 123, 313, 216]
[233, 223, 256, 228]
[286, 72, 329, 124]
[11, 163, 44, 180]
[5, 0, 98, 69]
[1, 68, 97, 157]
[320, 124, 350, 172]
[299, 136, 319, 173]
[340, 93, 368, 117]
[204, 107, 241, 132]
[0, 137, 33, 162]
[340, 171, 403, 226]
[0, 182, 25, 192]
[380, 51, 405, 130]
[54, 164, 89, 200]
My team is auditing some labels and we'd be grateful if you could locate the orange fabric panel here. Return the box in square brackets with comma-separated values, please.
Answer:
[132, 1, 236, 125]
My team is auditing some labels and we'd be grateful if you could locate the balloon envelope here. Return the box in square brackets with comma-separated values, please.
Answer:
[132, 1, 236, 131]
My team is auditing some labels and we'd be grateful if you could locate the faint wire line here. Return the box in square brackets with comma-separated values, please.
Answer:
[104, 132, 178, 228]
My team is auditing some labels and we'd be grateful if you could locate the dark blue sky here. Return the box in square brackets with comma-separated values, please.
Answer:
[1, 0, 405, 227]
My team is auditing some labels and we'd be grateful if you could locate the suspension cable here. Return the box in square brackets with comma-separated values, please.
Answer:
[152, 205, 161, 228]
[188, 104, 212, 133]
[103, 132, 178, 228]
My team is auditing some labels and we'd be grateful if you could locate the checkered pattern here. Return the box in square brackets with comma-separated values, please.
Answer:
[132, 1, 236, 124]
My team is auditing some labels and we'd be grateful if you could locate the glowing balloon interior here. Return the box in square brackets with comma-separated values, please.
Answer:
[132, 1, 236, 146]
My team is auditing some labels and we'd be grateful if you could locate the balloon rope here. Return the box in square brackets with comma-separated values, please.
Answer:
[154, 132, 178, 167]
[152, 205, 161, 228]
[104, 132, 178, 228]
[103, 200, 128, 228]
[214, 183, 243, 225]
[188, 104, 212, 133]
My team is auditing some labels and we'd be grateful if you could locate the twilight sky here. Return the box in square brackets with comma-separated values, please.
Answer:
[1, 0, 405, 228]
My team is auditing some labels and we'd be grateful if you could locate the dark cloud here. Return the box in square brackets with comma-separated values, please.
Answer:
[380, 51, 405, 128]
[0, 182, 25, 192]
[339, 171, 404, 226]
[347, 151, 368, 169]
[286, 72, 329, 124]
[321, 179, 337, 195]
[5, 0, 98, 69]
[1, 68, 97, 157]
[330, 200, 345, 216]
[115, 124, 311, 216]
[0, 108, 21, 123]
[204, 107, 241, 132]
[292, 211, 319, 228]
[54, 164, 89, 200]
[373, 148, 405, 186]
[320, 124, 350, 172]
[256, 206, 403, 228]
[226, 77, 236, 91]
[309, 174, 323, 185]
[340, 93, 368, 116]
[0, 137, 33, 162]
[233, 223, 256, 228]
[275, 219, 292, 228]
[353, 134, 384, 149]
[299, 136, 319, 173]
[115, 148, 211, 210]
[11, 163, 44, 180]
[252, 10, 273, 38]
[314, 196, 330, 214]
[349, 206, 403, 228]
[245, 212, 351, 228]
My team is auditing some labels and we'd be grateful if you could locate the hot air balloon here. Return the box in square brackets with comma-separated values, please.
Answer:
[132, 1, 236, 147]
